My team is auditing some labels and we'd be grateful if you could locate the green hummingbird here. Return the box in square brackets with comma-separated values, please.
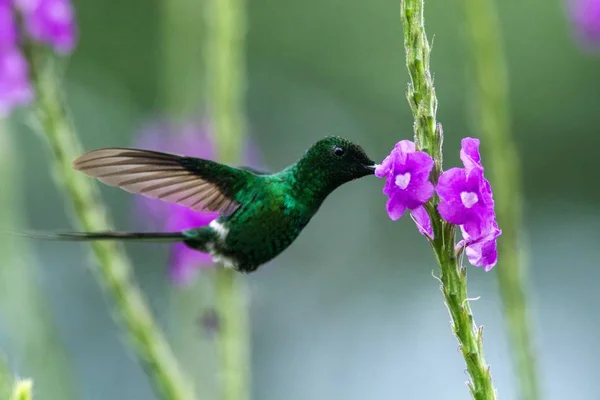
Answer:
[34, 136, 376, 273]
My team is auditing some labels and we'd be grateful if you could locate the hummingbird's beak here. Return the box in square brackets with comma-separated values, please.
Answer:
[363, 164, 377, 174]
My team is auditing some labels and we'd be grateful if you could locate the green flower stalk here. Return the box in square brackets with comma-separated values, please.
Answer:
[461, 0, 540, 399]
[0, 124, 77, 400]
[158, 0, 216, 397]
[205, 0, 251, 397]
[160, 0, 206, 120]
[0, 354, 33, 400]
[213, 269, 249, 400]
[21, 42, 194, 400]
[10, 379, 33, 400]
[400, 0, 497, 399]
[0, 353, 12, 400]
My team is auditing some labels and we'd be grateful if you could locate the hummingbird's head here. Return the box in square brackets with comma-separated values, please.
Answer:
[303, 136, 376, 185]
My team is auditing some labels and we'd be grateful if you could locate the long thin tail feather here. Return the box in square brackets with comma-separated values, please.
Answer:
[19, 231, 186, 242]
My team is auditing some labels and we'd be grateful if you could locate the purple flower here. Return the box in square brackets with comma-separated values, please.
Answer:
[375, 140, 435, 238]
[0, 0, 76, 115]
[568, 0, 600, 46]
[0, 0, 18, 47]
[437, 137, 501, 270]
[0, 0, 32, 115]
[458, 219, 501, 271]
[410, 205, 433, 237]
[15, 0, 77, 53]
[134, 119, 262, 284]
[0, 47, 33, 115]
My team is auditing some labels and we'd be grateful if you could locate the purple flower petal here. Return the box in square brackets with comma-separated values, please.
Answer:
[0, 0, 17, 47]
[169, 243, 205, 284]
[0, 47, 33, 115]
[409, 179, 434, 206]
[396, 140, 415, 163]
[16, 0, 77, 53]
[411, 205, 433, 237]
[376, 139, 435, 222]
[386, 193, 408, 221]
[459, 220, 501, 271]
[374, 154, 394, 179]
[437, 137, 501, 271]
[459, 137, 482, 173]
[437, 168, 470, 225]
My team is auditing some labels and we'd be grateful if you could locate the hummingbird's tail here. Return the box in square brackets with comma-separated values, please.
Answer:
[19, 231, 186, 242]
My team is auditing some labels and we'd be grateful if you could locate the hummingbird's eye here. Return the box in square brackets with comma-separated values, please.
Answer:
[333, 146, 345, 157]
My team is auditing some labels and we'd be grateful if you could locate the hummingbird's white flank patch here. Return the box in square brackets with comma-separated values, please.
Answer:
[207, 221, 237, 269]
[209, 219, 229, 241]
[211, 254, 238, 269]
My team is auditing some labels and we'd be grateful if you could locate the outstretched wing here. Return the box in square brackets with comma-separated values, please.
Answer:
[73, 148, 257, 216]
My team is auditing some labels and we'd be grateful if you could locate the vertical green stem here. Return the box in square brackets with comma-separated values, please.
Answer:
[22, 43, 194, 400]
[214, 269, 249, 400]
[0, 350, 33, 400]
[205, 0, 250, 397]
[401, 0, 497, 398]
[160, 0, 206, 120]
[10, 379, 33, 400]
[0, 123, 77, 400]
[160, 0, 215, 398]
[0, 353, 13, 400]
[461, 0, 540, 399]
[206, 0, 246, 162]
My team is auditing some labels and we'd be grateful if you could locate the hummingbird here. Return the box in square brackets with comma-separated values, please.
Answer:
[33, 136, 376, 273]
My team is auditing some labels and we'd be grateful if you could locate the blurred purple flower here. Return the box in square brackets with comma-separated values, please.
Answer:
[0, 0, 18, 47]
[375, 140, 435, 227]
[568, 0, 600, 46]
[16, 0, 77, 53]
[437, 137, 501, 270]
[0, 0, 32, 115]
[0, 46, 33, 115]
[0, 0, 76, 116]
[134, 119, 262, 284]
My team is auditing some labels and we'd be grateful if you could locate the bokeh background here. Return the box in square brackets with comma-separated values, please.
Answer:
[1, 0, 599, 399]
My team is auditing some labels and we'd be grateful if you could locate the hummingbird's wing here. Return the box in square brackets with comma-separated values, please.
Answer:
[238, 166, 270, 175]
[73, 148, 258, 217]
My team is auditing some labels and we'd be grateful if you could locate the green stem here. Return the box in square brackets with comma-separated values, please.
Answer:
[461, 0, 539, 399]
[10, 379, 33, 400]
[214, 269, 249, 400]
[160, 0, 214, 397]
[0, 353, 12, 400]
[22, 43, 194, 400]
[167, 280, 219, 400]
[0, 123, 77, 400]
[0, 353, 33, 400]
[160, 0, 206, 120]
[206, 0, 246, 162]
[401, 1, 497, 399]
[205, 0, 250, 396]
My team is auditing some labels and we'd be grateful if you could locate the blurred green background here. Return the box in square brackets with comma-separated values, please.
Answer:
[2, 0, 599, 398]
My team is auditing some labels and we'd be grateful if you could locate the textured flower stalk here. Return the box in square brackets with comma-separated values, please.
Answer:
[10, 379, 33, 400]
[400, 0, 497, 398]
[205, 0, 250, 397]
[21, 42, 194, 400]
[462, 0, 540, 398]
[0, 353, 12, 400]
[0, 123, 77, 400]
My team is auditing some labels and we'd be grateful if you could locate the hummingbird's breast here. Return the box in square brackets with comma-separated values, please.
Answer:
[214, 182, 313, 272]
